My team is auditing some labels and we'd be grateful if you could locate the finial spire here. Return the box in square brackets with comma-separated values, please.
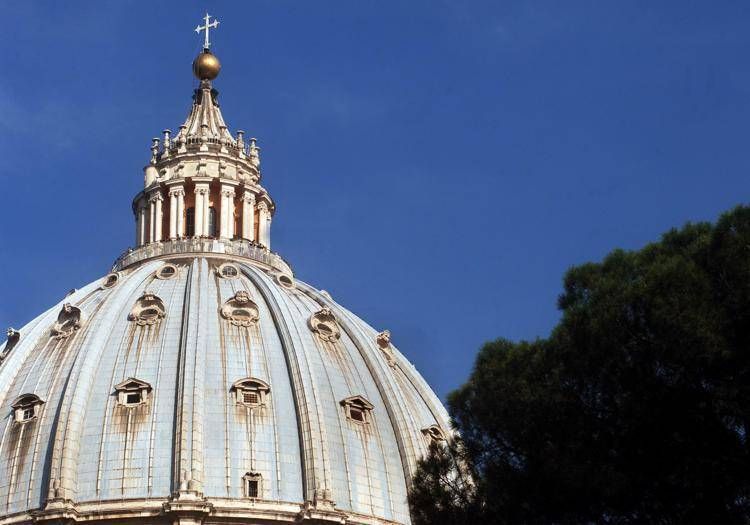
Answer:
[195, 13, 219, 50]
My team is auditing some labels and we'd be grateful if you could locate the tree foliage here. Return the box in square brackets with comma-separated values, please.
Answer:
[410, 206, 750, 524]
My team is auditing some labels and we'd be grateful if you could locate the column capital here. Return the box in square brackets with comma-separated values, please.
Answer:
[168, 186, 185, 197]
[148, 191, 164, 203]
[242, 190, 256, 204]
[220, 187, 235, 198]
[194, 186, 209, 196]
[256, 201, 269, 212]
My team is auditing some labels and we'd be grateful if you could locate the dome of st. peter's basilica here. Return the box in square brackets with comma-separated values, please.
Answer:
[0, 20, 450, 525]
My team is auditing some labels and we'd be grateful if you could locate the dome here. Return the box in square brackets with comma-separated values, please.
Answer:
[0, 16, 450, 525]
[0, 255, 449, 524]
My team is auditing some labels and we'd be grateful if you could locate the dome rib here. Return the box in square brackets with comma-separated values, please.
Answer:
[295, 288, 402, 518]
[238, 264, 319, 503]
[47, 261, 164, 502]
[301, 285, 422, 494]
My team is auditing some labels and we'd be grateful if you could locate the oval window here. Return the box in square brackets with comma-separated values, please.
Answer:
[157, 264, 178, 280]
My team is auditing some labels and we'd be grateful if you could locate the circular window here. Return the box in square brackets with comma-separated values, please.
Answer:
[156, 264, 178, 280]
[316, 323, 332, 335]
[102, 273, 119, 289]
[274, 272, 295, 289]
[218, 263, 239, 279]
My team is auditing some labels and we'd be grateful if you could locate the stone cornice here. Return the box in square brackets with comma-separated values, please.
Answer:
[6, 497, 406, 525]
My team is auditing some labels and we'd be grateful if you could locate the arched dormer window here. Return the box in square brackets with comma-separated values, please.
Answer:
[114, 378, 152, 407]
[231, 377, 270, 408]
[51, 303, 82, 339]
[128, 292, 166, 326]
[219, 291, 259, 327]
[243, 472, 262, 498]
[340, 395, 374, 425]
[11, 393, 44, 423]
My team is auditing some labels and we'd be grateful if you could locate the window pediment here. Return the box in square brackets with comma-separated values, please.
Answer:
[341, 395, 374, 424]
[231, 377, 270, 407]
[114, 377, 152, 407]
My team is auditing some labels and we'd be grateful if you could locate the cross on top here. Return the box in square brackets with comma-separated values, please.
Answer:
[195, 13, 219, 49]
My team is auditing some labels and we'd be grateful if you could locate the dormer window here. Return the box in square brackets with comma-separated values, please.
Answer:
[11, 394, 44, 423]
[309, 307, 341, 342]
[243, 472, 262, 498]
[231, 378, 270, 408]
[129, 292, 166, 326]
[114, 378, 152, 407]
[340, 395, 374, 425]
[220, 291, 259, 327]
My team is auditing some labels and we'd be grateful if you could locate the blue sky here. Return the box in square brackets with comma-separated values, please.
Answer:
[1, 1, 749, 399]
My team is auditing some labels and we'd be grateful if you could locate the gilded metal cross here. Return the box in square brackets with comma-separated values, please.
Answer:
[195, 13, 219, 49]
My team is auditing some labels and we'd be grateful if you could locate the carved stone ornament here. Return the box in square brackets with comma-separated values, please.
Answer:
[220, 290, 259, 327]
[128, 292, 166, 326]
[421, 424, 447, 445]
[51, 303, 82, 339]
[309, 307, 340, 342]
[1, 328, 20, 363]
[376, 330, 397, 368]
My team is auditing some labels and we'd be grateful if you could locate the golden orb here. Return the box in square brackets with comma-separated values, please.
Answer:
[193, 50, 221, 80]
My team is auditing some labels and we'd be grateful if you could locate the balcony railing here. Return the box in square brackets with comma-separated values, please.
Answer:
[112, 238, 293, 275]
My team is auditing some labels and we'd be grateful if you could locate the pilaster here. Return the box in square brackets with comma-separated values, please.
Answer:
[219, 185, 235, 239]
[194, 183, 210, 237]
[242, 191, 256, 242]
